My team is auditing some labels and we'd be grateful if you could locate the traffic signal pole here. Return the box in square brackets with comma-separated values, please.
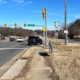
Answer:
[43, 25, 45, 42]
[45, 7, 48, 45]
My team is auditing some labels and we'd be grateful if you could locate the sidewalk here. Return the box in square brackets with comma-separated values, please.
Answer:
[12, 47, 53, 80]
[25, 47, 52, 80]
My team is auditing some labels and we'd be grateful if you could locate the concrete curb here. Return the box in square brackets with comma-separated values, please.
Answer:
[1, 59, 28, 79]
[0, 49, 27, 77]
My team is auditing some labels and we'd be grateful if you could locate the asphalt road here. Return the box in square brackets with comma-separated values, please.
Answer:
[52, 39, 80, 44]
[68, 39, 80, 43]
[0, 39, 38, 67]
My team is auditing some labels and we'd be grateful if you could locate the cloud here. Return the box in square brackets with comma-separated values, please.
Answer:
[13, 0, 24, 4]
[48, 13, 63, 17]
[69, 14, 80, 18]
[24, 1, 33, 5]
[0, 0, 7, 4]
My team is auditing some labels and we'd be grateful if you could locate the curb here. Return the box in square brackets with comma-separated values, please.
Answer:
[0, 49, 28, 77]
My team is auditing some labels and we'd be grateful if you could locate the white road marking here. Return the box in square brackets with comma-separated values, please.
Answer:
[0, 48, 28, 50]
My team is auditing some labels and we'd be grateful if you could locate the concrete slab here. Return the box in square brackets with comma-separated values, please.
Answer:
[1, 59, 28, 79]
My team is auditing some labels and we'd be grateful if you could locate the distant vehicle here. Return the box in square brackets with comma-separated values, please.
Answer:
[1, 37, 5, 40]
[27, 36, 43, 45]
[17, 37, 24, 42]
[10, 37, 15, 41]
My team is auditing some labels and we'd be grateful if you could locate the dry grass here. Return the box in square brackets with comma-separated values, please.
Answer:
[39, 36, 64, 43]
[44, 43, 80, 80]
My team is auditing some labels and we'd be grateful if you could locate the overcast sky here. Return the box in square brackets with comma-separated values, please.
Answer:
[0, 0, 80, 30]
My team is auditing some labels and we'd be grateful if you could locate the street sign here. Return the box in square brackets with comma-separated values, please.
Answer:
[42, 28, 46, 32]
[55, 33, 58, 35]
[27, 24, 35, 26]
[64, 30, 68, 34]
[49, 41, 53, 53]
[55, 22, 59, 30]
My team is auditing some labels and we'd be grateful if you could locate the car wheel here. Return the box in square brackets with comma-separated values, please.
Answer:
[40, 41, 43, 44]
[34, 42, 37, 45]
[28, 43, 30, 45]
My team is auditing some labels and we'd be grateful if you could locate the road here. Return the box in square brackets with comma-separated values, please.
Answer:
[52, 39, 80, 44]
[68, 39, 80, 43]
[0, 39, 37, 67]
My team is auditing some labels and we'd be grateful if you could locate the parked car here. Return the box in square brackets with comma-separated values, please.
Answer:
[17, 37, 24, 42]
[27, 36, 43, 45]
[1, 37, 5, 40]
[10, 37, 15, 41]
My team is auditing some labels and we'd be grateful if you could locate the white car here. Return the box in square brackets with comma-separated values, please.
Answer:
[17, 37, 24, 42]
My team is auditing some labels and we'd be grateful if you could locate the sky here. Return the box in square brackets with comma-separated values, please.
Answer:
[0, 0, 80, 30]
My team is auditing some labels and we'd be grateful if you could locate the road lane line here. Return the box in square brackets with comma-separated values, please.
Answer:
[0, 48, 28, 50]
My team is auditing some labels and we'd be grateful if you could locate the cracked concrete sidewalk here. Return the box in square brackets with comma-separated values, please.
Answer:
[25, 47, 52, 80]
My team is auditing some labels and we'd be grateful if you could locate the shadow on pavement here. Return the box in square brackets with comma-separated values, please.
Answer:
[39, 52, 50, 56]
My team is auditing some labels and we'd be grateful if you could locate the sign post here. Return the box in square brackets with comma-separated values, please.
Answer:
[55, 22, 59, 46]
[49, 41, 53, 53]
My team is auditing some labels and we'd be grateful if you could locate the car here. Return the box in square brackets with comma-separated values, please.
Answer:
[10, 37, 15, 41]
[1, 37, 5, 40]
[27, 36, 43, 45]
[17, 37, 24, 42]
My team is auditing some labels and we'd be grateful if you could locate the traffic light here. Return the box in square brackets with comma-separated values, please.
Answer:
[42, 9, 45, 19]
[24, 23, 26, 27]
[4, 23, 7, 27]
[15, 23, 17, 27]
[42, 28, 46, 32]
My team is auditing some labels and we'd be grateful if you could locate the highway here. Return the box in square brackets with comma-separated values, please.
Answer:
[0, 39, 35, 67]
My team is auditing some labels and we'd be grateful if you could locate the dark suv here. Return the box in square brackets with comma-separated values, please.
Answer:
[27, 36, 43, 45]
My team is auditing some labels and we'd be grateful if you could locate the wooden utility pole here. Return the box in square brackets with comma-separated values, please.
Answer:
[65, 0, 67, 44]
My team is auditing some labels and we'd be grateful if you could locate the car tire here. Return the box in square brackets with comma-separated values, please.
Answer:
[28, 43, 30, 45]
[34, 42, 37, 45]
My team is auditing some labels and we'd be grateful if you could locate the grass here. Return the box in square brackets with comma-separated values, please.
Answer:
[44, 43, 80, 80]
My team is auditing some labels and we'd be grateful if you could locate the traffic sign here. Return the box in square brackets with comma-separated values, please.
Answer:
[42, 28, 46, 32]
[27, 24, 35, 26]
[55, 22, 59, 30]
[55, 32, 58, 35]
[64, 30, 68, 34]
[55, 22, 59, 27]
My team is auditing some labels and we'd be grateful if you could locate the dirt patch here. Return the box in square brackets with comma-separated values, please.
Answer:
[44, 44, 80, 80]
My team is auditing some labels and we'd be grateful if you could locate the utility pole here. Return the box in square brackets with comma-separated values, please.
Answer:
[65, 0, 67, 44]
[45, 7, 48, 45]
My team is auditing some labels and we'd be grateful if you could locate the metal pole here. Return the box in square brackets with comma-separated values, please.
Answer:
[65, 0, 67, 44]
[45, 7, 48, 45]
[43, 25, 45, 42]
[10, 28, 11, 36]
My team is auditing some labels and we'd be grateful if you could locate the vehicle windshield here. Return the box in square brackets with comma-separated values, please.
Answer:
[29, 37, 39, 39]
[18, 37, 23, 39]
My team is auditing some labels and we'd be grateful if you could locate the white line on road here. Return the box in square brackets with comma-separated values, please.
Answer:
[0, 48, 28, 50]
